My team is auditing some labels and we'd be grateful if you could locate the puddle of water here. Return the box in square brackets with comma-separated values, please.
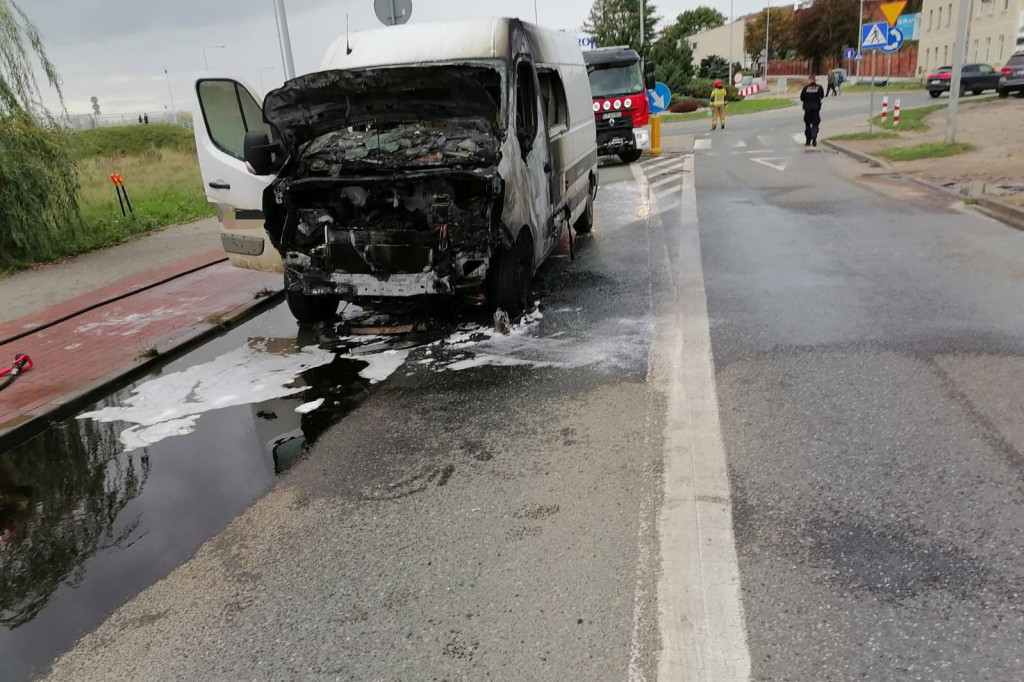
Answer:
[0, 302, 375, 682]
[942, 180, 1024, 199]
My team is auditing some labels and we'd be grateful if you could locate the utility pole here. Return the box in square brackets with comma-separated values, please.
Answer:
[273, 0, 296, 80]
[945, 0, 972, 143]
[765, 2, 771, 84]
[534, 0, 538, 23]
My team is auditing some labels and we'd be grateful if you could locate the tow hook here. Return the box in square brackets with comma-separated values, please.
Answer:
[0, 354, 33, 392]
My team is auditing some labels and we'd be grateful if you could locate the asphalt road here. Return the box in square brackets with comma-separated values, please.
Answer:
[5, 98, 1023, 681]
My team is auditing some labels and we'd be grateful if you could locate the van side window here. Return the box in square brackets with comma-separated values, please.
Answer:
[197, 80, 272, 160]
[537, 70, 568, 136]
[515, 61, 539, 146]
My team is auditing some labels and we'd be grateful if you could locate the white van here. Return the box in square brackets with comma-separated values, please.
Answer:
[191, 18, 598, 323]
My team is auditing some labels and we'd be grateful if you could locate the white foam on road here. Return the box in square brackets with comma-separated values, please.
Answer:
[80, 342, 337, 451]
[295, 398, 325, 414]
[354, 349, 410, 383]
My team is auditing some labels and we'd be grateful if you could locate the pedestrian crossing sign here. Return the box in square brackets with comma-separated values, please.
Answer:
[861, 22, 889, 50]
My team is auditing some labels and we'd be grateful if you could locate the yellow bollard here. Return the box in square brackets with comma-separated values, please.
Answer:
[650, 115, 662, 157]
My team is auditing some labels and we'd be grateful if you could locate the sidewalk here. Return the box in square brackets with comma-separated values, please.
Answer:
[0, 248, 282, 446]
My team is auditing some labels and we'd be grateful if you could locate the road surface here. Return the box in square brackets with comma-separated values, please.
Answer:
[2, 100, 1022, 681]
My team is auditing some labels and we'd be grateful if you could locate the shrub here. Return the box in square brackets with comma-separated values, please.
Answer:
[668, 99, 701, 113]
[680, 78, 742, 102]
[0, 113, 81, 270]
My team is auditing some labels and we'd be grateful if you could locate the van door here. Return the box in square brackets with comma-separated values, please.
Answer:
[513, 58, 554, 264]
[192, 75, 282, 273]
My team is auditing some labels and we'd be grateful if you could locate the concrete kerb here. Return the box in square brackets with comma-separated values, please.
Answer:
[825, 139, 1024, 232]
[0, 289, 284, 451]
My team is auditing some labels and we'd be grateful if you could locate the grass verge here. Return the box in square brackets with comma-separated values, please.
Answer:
[661, 98, 794, 122]
[842, 82, 925, 93]
[830, 131, 901, 141]
[875, 141, 975, 162]
[868, 95, 997, 131]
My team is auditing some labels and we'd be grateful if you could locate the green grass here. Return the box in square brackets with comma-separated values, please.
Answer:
[875, 141, 976, 162]
[869, 96, 998, 131]
[660, 98, 794, 121]
[829, 131, 901, 141]
[68, 125, 197, 160]
[842, 81, 925, 93]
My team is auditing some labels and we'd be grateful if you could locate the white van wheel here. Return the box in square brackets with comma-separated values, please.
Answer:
[284, 272, 339, 324]
[574, 189, 595, 235]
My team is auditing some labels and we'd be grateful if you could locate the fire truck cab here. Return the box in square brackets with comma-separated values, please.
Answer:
[584, 47, 655, 163]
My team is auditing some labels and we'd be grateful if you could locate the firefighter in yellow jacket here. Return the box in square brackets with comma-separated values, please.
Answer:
[710, 80, 727, 131]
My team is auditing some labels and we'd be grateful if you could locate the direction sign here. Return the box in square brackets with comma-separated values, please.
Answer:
[880, 1, 908, 27]
[844, 47, 856, 60]
[861, 22, 889, 50]
[881, 27, 904, 53]
[648, 81, 671, 114]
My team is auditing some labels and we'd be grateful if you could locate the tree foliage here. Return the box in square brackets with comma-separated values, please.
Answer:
[0, 0, 80, 271]
[673, 6, 727, 38]
[744, 7, 797, 64]
[584, 0, 662, 56]
[794, 0, 860, 72]
[649, 22, 695, 97]
[697, 55, 730, 79]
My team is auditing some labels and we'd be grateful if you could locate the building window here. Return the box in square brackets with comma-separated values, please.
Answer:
[928, 8, 934, 29]
[947, 3, 952, 26]
[989, 0, 995, 14]
[973, 38, 979, 61]
[938, 6, 943, 27]
[944, 44, 948, 65]
[1004, 0, 1010, 11]
[999, 34, 1005, 59]
[985, 36, 991, 62]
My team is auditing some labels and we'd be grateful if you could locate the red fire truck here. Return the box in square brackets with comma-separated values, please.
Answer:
[584, 46, 656, 163]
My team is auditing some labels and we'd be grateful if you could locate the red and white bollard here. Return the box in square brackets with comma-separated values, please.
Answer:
[881, 96, 889, 121]
[893, 99, 901, 127]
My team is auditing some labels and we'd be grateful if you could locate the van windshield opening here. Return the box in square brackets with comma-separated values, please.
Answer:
[588, 62, 644, 99]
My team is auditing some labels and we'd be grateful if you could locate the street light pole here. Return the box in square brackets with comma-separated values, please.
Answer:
[534, 0, 538, 23]
[857, 0, 864, 77]
[765, 2, 771, 84]
[640, 0, 645, 53]
[164, 69, 177, 124]
[202, 44, 226, 70]
[273, 0, 296, 80]
[946, 0, 972, 143]
[729, 0, 734, 84]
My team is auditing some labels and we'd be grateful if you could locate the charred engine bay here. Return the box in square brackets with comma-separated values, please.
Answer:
[268, 120, 504, 286]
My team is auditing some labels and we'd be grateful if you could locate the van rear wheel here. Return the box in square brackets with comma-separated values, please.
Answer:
[619, 149, 642, 164]
[574, 186, 595, 235]
[488, 233, 533, 317]
[285, 272, 339, 324]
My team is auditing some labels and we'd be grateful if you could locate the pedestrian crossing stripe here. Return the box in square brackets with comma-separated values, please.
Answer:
[694, 139, 712, 150]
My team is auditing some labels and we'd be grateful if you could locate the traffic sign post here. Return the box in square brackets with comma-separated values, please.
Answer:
[647, 82, 671, 114]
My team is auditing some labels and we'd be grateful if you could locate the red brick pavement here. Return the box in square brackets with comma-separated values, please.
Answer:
[0, 260, 281, 439]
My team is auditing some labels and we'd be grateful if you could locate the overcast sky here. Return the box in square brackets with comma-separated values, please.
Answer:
[28, 0, 769, 116]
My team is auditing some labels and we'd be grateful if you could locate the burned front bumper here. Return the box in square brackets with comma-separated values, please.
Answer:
[594, 117, 650, 156]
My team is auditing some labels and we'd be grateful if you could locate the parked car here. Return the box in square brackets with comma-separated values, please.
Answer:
[926, 64, 1001, 97]
[190, 19, 599, 322]
[998, 52, 1024, 97]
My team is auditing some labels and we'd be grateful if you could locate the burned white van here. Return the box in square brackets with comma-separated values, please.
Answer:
[191, 19, 598, 323]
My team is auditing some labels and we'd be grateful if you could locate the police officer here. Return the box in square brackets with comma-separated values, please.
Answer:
[710, 79, 727, 131]
[800, 76, 824, 147]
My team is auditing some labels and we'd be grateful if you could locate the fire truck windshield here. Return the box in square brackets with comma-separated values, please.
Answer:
[588, 62, 644, 99]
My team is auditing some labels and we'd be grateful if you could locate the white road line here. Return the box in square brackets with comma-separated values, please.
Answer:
[731, 140, 747, 148]
[750, 157, 791, 172]
[646, 158, 683, 172]
[791, 132, 805, 145]
[656, 186, 680, 199]
[757, 135, 774, 147]
[694, 138, 712, 150]
[645, 154, 752, 682]
[650, 173, 682, 191]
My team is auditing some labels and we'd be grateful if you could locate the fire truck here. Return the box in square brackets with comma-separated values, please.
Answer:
[583, 46, 656, 163]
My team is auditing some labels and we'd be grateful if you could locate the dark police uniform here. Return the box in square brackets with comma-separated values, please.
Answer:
[800, 81, 825, 146]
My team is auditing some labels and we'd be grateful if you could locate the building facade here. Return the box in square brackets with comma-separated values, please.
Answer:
[686, 19, 749, 70]
[917, 0, 1024, 75]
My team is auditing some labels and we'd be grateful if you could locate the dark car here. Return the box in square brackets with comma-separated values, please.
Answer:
[927, 63, 1001, 97]
[998, 52, 1024, 97]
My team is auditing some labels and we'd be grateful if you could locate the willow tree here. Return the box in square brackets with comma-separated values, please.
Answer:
[0, 0, 79, 271]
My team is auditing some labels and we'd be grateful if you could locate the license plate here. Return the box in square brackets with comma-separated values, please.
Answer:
[602, 112, 622, 120]
[930, 80, 942, 85]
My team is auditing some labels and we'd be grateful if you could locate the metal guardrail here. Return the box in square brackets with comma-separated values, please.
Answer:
[66, 112, 193, 131]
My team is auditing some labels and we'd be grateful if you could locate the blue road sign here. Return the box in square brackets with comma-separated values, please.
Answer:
[881, 26, 904, 53]
[648, 81, 671, 114]
[861, 22, 889, 50]
[844, 47, 856, 60]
